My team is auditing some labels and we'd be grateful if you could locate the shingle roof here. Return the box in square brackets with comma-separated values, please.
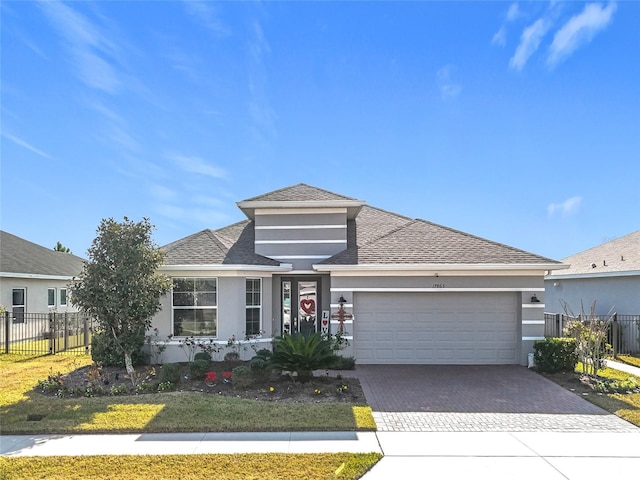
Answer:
[241, 183, 358, 202]
[0, 231, 85, 277]
[162, 224, 280, 266]
[322, 218, 558, 265]
[548, 230, 640, 276]
[162, 184, 561, 268]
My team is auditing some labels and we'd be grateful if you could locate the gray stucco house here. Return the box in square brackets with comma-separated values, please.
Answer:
[151, 184, 564, 365]
[545, 230, 640, 316]
[0, 230, 85, 316]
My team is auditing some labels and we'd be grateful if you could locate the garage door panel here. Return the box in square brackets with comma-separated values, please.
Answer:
[354, 292, 518, 364]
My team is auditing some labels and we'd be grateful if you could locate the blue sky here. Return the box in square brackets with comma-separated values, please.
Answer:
[1, 1, 638, 261]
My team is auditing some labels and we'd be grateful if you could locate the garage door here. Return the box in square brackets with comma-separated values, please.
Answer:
[354, 292, 519, 364]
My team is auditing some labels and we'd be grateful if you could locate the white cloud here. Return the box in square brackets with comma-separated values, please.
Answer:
[169, 153, 227, 179]
[2, 132, 52, 159]
[182, 0, 230, 36]
[492, 26, 507, 47]
[507, 3, 521, 22]
[38, 1, 121, 94]
[436, 65, 462, 100]
[547, 196, 582, 217]
[547, 2, 616, 68]
[492, 3, 521, 47]
[510, 18, 552, 71]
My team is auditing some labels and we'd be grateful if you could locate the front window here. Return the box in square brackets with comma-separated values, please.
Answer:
[59, 288, 68, 306]
[172, 277, 217, 337]
[12, 288, 26, 323]
[245, 278, 261, 336]
[48, 288, 56, 308]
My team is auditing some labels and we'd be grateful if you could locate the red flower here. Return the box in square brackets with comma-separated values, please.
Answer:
[205, 371, 217, 382]
[222, 372, 232, 379]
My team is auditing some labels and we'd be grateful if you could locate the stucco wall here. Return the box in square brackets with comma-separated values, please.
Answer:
[0, 277, 77, 314]
[544, 275, 640, 315]
[148, 274, 274, 364]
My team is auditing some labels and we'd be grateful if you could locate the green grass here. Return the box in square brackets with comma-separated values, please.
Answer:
[0, 354, 376, 434]
[614, 354, 640, 369]
[574, 363, 640, 427]
[0, 453, 383, 480]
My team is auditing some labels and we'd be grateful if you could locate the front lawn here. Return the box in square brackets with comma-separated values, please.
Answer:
[0, 354, 375, 434]
[614, 354, 640, 369]
[0, 453, 383, 480]
[542, 362, 640, 428]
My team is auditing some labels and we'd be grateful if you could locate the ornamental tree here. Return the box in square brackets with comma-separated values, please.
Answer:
[70, 217, 170, 384]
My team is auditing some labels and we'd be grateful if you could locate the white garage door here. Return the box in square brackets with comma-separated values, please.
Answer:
[354, 292, 519, 364]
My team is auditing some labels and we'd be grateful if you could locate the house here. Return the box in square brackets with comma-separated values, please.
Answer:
[545, 230, 640, 316]
[151, 184, 565, 365]
[0, 230, 85, 317]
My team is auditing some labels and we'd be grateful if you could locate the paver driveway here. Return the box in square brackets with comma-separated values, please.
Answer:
[348, 365, 637, 432]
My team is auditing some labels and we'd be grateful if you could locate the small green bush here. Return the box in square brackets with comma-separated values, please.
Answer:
[194, 351, 212, 362]
[91, 332, 148, 367]
[189, 359, 211, 380]
[159, 363, 182, 384]
[328, 355, 356, 370]
[254, 349, 273, 360]
[232, 365, 252, 389]
[224, 351, 241, 362]
[533, 337, 578, 373]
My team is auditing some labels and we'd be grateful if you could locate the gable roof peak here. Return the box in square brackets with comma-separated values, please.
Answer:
[237, 183, 365, 220]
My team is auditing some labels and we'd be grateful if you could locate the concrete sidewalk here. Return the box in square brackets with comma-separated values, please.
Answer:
[606, 359, 640, 377]
[0, 431, 381, 457]
[3, 430, 640, 480]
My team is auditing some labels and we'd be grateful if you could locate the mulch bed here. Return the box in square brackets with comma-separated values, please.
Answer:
[35, 361, 366, 404]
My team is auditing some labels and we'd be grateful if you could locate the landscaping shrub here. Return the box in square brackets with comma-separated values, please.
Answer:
[92, 332, 148, 367]
[189, 359, 211, 380]
[231, 365, 252, 389]
[269, 333, 335, 382]
[533, 338, 578, 373]
[159, 363, 181, 384]
[328, 355, 356, 370]
[224, 351, 241, 362]
[194, 351, 212, 362]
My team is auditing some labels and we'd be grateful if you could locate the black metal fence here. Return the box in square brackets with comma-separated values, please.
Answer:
[1, 312, 96, 355]
[544, 312, 640, 355]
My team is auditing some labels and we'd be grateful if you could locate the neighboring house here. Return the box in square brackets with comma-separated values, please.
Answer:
[0, 230, 85, 318]
[545, 230, 640, 316]
[151, 184, 565, 365]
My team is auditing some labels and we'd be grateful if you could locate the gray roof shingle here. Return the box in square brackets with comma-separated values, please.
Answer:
[322, 218, 557, 265]
[162, 224, 280, 266]
[241, 183, 358, 202]
[548, 230, 640, 276]
[162, 184, 560, 267]
[0, 231, 85, 277]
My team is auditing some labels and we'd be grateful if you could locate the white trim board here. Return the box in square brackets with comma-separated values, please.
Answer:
[331, 287, 545, 293]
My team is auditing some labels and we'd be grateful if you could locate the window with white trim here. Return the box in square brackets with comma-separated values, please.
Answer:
[172, 278, 217, 337]
[12, 288, 26, 323]
[59, 288, 68, 307]
[245, 278, 261, 336]
[48, 288, 56, 308]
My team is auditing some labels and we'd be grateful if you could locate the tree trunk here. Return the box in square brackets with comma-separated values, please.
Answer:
[124, 351, 137, 387]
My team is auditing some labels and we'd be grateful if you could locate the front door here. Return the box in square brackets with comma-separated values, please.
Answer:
[281, 278, 319, 334]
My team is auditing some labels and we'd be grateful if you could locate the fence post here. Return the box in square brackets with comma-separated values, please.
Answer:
[612, 313, 618, 357]
[83, 315, 90, 354]
[63, 312, 69, 352]
[555, 314, 561, 337]
[49, 313, 55, 354]
[4, 311, 9, 354]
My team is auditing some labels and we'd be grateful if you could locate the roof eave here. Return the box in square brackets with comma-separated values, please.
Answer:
[236, 200, 365, 220]
[313, 263, 567, 273]
[159, 264, 293, 272]
[546, 269, 640, 280]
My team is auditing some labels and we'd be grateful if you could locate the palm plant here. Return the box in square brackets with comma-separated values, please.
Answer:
[269, 333, 335, 382]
